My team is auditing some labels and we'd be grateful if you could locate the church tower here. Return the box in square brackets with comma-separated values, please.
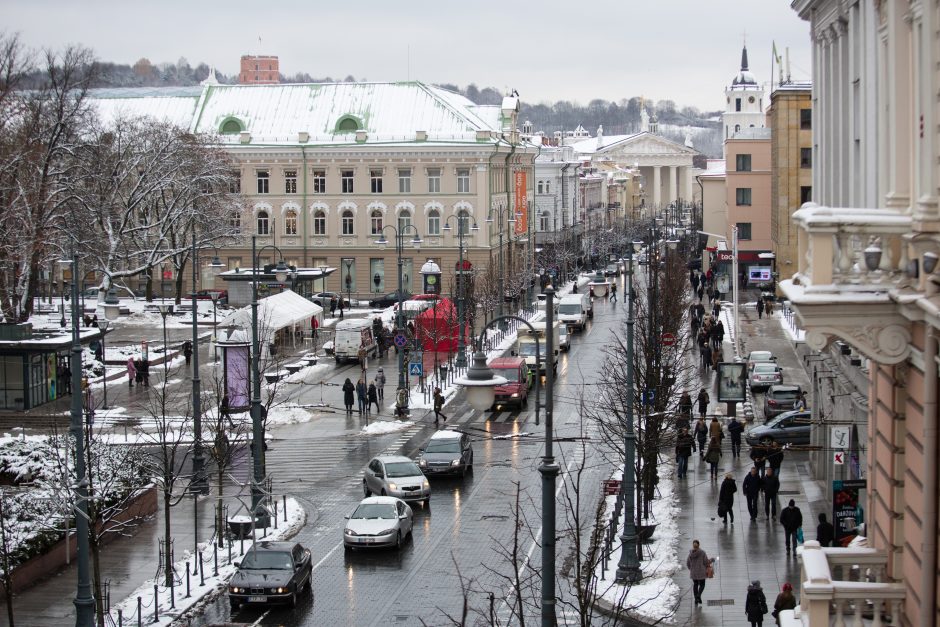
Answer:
[723, 45, 765, 145]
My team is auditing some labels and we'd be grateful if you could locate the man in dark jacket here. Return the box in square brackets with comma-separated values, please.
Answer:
[718, 473, 737, 523]
[727, 416, 744, 458]
[766, 443, 784, 479]
[816, 513, 835, 547]
[742, 467, 762, 521]
[762, 468, 780, 519]
[675, 428, 694, 478]
[779, 499, 803, 555]
[750, 445, 768, 478]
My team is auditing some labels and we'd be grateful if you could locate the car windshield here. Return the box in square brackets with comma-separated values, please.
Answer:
[749, 352, 773, 362]
[351, 503, 397, 519]
[384, 461, 422, 478]
[753, 364, 777, 374]
[425, 439, 461, 453]
[239, 550, 293, 570]
[494, 368, 520, 382]
[772, 390, 800, 400]
[559, 304, 582, 314]
[517, 342, 539, 356]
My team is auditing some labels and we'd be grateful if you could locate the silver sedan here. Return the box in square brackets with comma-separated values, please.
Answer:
[343, 496, 413, 550]
[749, 362, 783, 391]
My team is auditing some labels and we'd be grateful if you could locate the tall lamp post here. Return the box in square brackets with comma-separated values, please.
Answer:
[442, 214, 479, 369]
[97, 319, 110, 410]
[157, 304, 171, 380]
[615, 242, 643, 583]
[376, 224, 423, 395]
[189, 232, 209, 494]
[249, 236, 290, 525]
[486, 208, 517, 325]
[456, 288, 557, 626]
[209, 291, 221, 363]
[60, 253, 95, 626]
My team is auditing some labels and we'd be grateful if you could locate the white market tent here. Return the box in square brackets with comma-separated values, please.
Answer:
[219, 290, 322, 356]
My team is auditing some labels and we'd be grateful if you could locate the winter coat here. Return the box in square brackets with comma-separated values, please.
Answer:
[750, 446, 768, 468]
[342, 380, 355, 405]
[745, 585, 768, 621]
[678, 393, 693, 415]
[367, 384, 378, 402]
[780, 505, 803, 532]
[762, 474, 780, 497]
[817, 520, 835, 547]
[773, 591, 797, 622]
[742, 472, 762, 497]
[697, 391, 710, 414]
[727, 418, 744, 441]
[676, 433, 694, 458]
[686, 548, 712, 580]
[718, 478, 737, 507]
[694, 420, 709, 444]
[767, 448, 784, 470]
[704, 442, 722, 464]
[375, 371, 386, 388]
[356, 381, 367, 400]
[433, 392, 444, 411]
[756, 299, 765, 313]
[708, 419, 722, 440]
[126, 359, 137, 379]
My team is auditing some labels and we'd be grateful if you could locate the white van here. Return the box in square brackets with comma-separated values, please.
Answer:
[558, 294, 590, 330]
[333, 318, 378, 364]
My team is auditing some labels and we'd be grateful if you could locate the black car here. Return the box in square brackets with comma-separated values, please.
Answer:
[369, 290, 411, 308]
[228, 541, 312, 609]
[416, 430, 473, 477]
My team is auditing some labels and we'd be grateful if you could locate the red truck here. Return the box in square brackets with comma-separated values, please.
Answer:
[489, 357, 531, 410]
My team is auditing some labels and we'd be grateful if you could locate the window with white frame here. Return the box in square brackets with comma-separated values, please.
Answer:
[256, 211, 270, 235]
[456, 168, 470, 193]
[312, 170, 326, 194]
[256, 170, 270, 194]
[538, 181, 544, 194]
[540, 211, 550, 232]
[230, 211, 241, 234]
[457, 210, 470, 236]
[370, 210, 383, 235]
[370, 168, 383, 194]
[284, 170, 297, 194]
[313, 210, 326, 235]
[545, 181, 550, 194]
[427, 168, 441, 193]
[398, 209, 412, 232]
[341, 210, 355, 235]
[427, 209, 441, 235]
[398, 168, 412, 193]
[341, 170, 354, 194]
[284, 210, 298, 235]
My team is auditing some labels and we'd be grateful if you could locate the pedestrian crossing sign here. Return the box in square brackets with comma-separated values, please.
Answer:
[409, 363, 423, 376]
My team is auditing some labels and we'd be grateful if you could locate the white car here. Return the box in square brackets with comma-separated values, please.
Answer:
[363, 455, 431, 506]
[749, 362, 783, 391]
[746, 350, 776, 373]
[343, 496, 413, 551]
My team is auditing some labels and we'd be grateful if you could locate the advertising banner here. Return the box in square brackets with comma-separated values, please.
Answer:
[717, 362, 747, 402]
[225, 345, 250, 410]
[833, 479, 866, 544]
[513, 170, 527, 235]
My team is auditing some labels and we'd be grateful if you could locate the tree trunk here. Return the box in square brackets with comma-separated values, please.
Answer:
[217, 466, 225, 548]
[174, 259, 186, 305]
[164, 486, 173, 587]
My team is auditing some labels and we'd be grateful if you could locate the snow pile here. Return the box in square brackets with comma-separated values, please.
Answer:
[266, 405, 314, 427]
[109, 496, 306, 626]
[360, 420, 414, 436]
[596, 468, 681, 623]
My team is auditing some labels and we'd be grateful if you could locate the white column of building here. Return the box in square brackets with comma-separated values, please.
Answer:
[652, 165, 662, 209]
[668, 166, 678, 207]
[682, 166, 694, 206]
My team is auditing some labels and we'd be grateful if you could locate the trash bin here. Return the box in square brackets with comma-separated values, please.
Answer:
[439, 364, 448, 381]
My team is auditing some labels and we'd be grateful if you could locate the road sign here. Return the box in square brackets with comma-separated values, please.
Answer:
[641, 389, 655, 405]
[409, 362, 423, 376]
[661, 332, 676, 347]
[831, 426, 850, 448]
[833, 451, 844, 466]
[393, 333, 407, 348]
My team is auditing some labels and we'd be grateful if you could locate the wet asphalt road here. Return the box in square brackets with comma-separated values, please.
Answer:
[190, 287, 627, 627]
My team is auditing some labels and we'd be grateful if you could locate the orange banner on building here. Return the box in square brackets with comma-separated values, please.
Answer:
[513, 170, 527, 235]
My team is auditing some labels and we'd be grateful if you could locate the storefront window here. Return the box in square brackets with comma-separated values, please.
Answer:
[370, 258, 385, 294]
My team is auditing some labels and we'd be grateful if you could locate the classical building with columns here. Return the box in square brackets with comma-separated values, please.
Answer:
[780, 1, 940, 625]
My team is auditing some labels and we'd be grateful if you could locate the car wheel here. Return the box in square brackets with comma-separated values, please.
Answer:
[395, 531, 402, 549]
[288, 591, 297, 609]
[304, 570, 312, 590]
[363, 481, 372, 497]
[522, 396, 528, 409]
[344, 543, 352, 553]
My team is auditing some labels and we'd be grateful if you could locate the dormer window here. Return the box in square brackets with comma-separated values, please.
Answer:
[335, 115, 363, 133]
[220, 118, 244, 135]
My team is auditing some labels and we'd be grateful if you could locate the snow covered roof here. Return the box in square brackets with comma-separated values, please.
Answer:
[88, 82, 508, 147]
[570, 132, 643, 155]
[699, 159, 726, 178]
[219, 290, 322, 334]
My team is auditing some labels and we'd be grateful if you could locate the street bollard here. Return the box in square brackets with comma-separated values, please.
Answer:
[273, 500, 278, 530]
[185, 562, 191, 598]
[239, 533, 244, 556]
[170, 573, 176, 609]
[117, 609, 122, 627]
[214, 543, 219, 576]
[153, 585, 159, 622]
[228, 538, 232, 564]
[199, 550, 205, 586]
[283, 494, 288, 522]
[137, 596, 142, 627]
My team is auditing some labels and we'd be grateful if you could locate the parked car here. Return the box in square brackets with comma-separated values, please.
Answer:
[228, 541, 312, 609]
[604, 263, 620, 277]
[416, 430, 473, 477]
[749, 362, 783, 391]
[746, 350, 777, 373]
[745, 410, 812, 446]
[558, 323, 571, 351]
[363, 455, 430, 507]
[82, 287, 99, 298]
[763, 384, 804, 419]
[369, 290, 412, 308]
[343, 496, 413, 551]
[309, 291, 342, 308]
[187, 289, 228, 304]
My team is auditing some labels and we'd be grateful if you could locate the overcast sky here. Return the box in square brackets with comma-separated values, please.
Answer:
[2, 0, 812, 112]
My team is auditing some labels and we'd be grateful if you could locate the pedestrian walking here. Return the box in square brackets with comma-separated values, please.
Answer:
[339, 298, 345, 318]
[704, 436, 722, 479]
[375, 367, 386, 402]
[342, 378, 355, 414]
[355, 378, 368, 414]
[711, 345, 722, 370]
[686, 540, 714, 606]
[134, 359, 143, 385]
[701, 343, 713, 371]
[716, 319, 725, 345]
[329, 297, 337, 318]
[183, 340, 193, 365]
[367, 381, 380, 413]
[311, 316, 319, 343]
[750, 445, 768, 477]
[766, 442, 784, 479]
[779, 499, 803, 555]
[718, 473, 737, 524]
[727, 416, 743, 458]
[678, 391, 693, 418]
[609, 282, 617, 303]
[765, 298, 774, 315]
[745, 580, 769, 627]
[795, 390, 807, 411]
[756, 298, 765, 319]
[676, 428, 694, 478]
[697, 388, 709, 420]
[743, 467, 762, 521]
[694, 417, 708, 456]
[708, 415, 722, 441]
[772, 583, 797, 624]
[690, 271, 699, 291]
[141, 359, 150, 387]
[816, 513, 835, 547]
[126, 357, 136, 388]
[433, 387, 447, 426]
[695, 302, 706, 321]
[358, 345, 368, 376]
[763, 468, 780, 519]
[697, 284, 705, 302]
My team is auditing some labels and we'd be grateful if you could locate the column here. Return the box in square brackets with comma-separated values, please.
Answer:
[652, 166, 662, 209]
[668, 166, 678, 206]
[684, 166, 694, 207]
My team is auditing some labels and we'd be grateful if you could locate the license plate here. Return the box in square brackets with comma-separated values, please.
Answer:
[248, 595, 267, 603]
[361, 537, 373, 544]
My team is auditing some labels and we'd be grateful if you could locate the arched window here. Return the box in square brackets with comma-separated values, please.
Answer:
[427, 209, 441, 236]
[284, 210, 298, 235]
[341, 210, 355, 235]
[398, 209, 412, 232]
[230, 211, 241, 234]
[220, 118, 242, 134]
[545, 181, 550, 194]
[313, 210, 326, 235]
[537, 181, 544, 194]
[256, 211, 269, 235]
[457, 210, 471, 236]
[734, 124, 741, 133]
[370, 210, 384, 235]
[540, 211, 551, 232]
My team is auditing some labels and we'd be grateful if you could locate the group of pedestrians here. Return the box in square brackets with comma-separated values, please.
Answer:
[341, 366, 386, 415]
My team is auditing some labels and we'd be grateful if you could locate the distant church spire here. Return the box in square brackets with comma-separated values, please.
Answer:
[740, 45, 749, 72]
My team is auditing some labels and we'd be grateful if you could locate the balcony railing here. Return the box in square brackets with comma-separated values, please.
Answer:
[779, 541, 906, 626]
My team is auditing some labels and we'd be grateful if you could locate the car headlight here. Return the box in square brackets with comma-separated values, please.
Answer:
[379, 528, 395, 535]
[344, 528, 356, 535]
[423, 480, 430, 489]
[451, 459, 461, 466]
[511, 393, 519, 398]
[273, 587, 287, 594]
[388, 482, 398, 491]
[418, 458, 427, 467]
[230, 586, 243, 593]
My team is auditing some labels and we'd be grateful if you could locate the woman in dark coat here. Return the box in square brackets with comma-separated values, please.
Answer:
[342, 378, 355, 414]
[718, 473, 737, 523]
[772, 583, 797, 625]
[745, 580, 768, 626]
[704, 436, 722, 479]
[367, 381, 380, 413]
[697, 388, 710, 419]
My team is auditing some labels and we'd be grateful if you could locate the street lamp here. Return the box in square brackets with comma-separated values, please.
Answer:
[157, 304, 171, 381]
[60, 280, 67, 328]
[58, 253, 95, 626]
[189, 232, 208, 495]
[456, 288, 557, 626]
[615, 242, 642, 583]
[209, 291, 221, 363]
[375, 224, 423, 400]
[97, 319, 110, 410]
[443, 214, 479, 369]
